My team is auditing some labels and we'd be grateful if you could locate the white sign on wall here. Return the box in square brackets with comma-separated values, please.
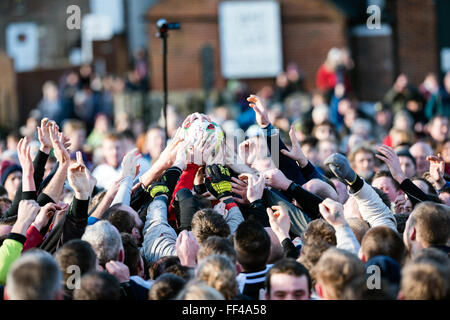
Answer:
[219, 0, 283, 79]
[81, 14, 114, 63]
[6, 22, 39, 72]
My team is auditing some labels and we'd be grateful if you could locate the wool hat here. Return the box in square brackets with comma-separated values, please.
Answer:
[365, 255, 401, 286]
[0, 160, 22, 186]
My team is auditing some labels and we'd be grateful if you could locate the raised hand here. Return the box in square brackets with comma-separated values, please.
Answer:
[12, 200, 41, 235]
[17, 136, 34, 176]
[280, 125, 308, 168]
[247, 95, 270, 128]
[49, 123, 70, 166]
[105, 261, 130, 283]
[120, 148, 141, 180]
[37, 118, 53, 154]
[187, 132, 211, 166]
[67, 151, 90, 200]
[76, 152, 97, 196]
[213, 201, 228, 219]
[231, 176, 250, 204]
[176, 230, 199, 267]
[263, 168, 292, 191]
[376, 145, 407, 183]
[52, 201, 70, 227]
[427, 153, 446, 189]
[238, 139, 258, 166]
[241, 173, 265, 203]
[32, 202, 65, 231]
[266, 205, 291, 242]
[324, 153, 357, 185]
[172, 140, 187, 171]
[205, 164, 233, 200]
[393, 194, 408, 214]
[318, 198, 347, 228]
[156, 128, 184, 169]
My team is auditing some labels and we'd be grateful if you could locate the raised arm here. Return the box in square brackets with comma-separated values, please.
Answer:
[427, 154, 449, 191]
[376, 145, 434, 206]
[112, 148, 141, 206]
[0, 200, 40, 284]
[264, 168, 323, 220]
[266, 205, 299, 259]
[318, 198, 360, 255]
[17, 137, 35, 194]
[247, 95, 308, 185]
[325, 153, 397, 231]
[3, 118, 51, 217]
[41, 123, 71, 203]
[280, 125, 324, 182]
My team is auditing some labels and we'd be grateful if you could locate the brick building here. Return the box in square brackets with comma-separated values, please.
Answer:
[147, 0, 347, 93]
[147, 0, 449, 102]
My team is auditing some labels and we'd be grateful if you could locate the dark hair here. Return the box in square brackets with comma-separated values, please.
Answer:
[54, 239, 97, 296]
[120, 129, 136, 141]
[0, 185, 8, 197]
[149, 256, 181, 280]
[298, 220, 337, 285]
[394, 213, 410, 234]
[191, 209, 230, 244]
[197, 236, 236, 264]
[148, 273, 186, 300]
[360, 226, 405, 264]
[372, 170, 400, 190]
[300, 136, 318, 148]
[121, 233, 141, 276]
[165, 264, 194, 281]
[73, 272, 120, 300]
[0, 214, 17, 226]
[265, 258, 312, 296]
[233, 220, 271, 271]
[107, 207, 135, 234]
[100, 203, 122, 220]
[302, 219, 336, 246]
[439, 187, 450, 195]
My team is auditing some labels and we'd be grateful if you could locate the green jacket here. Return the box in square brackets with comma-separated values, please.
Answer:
[0, 234, 26, 285]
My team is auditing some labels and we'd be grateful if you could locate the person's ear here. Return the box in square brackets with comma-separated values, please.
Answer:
[315, 283, 324, 299]
[118, 248, 124, 263]
[138, 256, 144, 278]
[410, 226, 416, 241]
[235, 262, 242, 275]
[358, 248, 366, 262]
[132, 227, 140, 240]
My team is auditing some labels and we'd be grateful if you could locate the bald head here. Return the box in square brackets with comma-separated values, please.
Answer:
[303, 179, 338, 202]
[409, 142, 433, 177]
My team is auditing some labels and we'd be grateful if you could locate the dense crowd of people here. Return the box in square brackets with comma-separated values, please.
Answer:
[0, 47, 449, 301]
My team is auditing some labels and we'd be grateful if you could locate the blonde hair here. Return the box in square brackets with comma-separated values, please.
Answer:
[195, 254, 237, 300]
[400, 261, 448, 300]
[175, 280, 224, 300]
[313, 248, 364, 299]
[409, 202, 450, 247]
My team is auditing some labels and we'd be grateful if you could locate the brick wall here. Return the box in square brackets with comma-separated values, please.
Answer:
[147, 0, 347, 93]
[396, 0, 438, 85]
[0, 51, 18, 131]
